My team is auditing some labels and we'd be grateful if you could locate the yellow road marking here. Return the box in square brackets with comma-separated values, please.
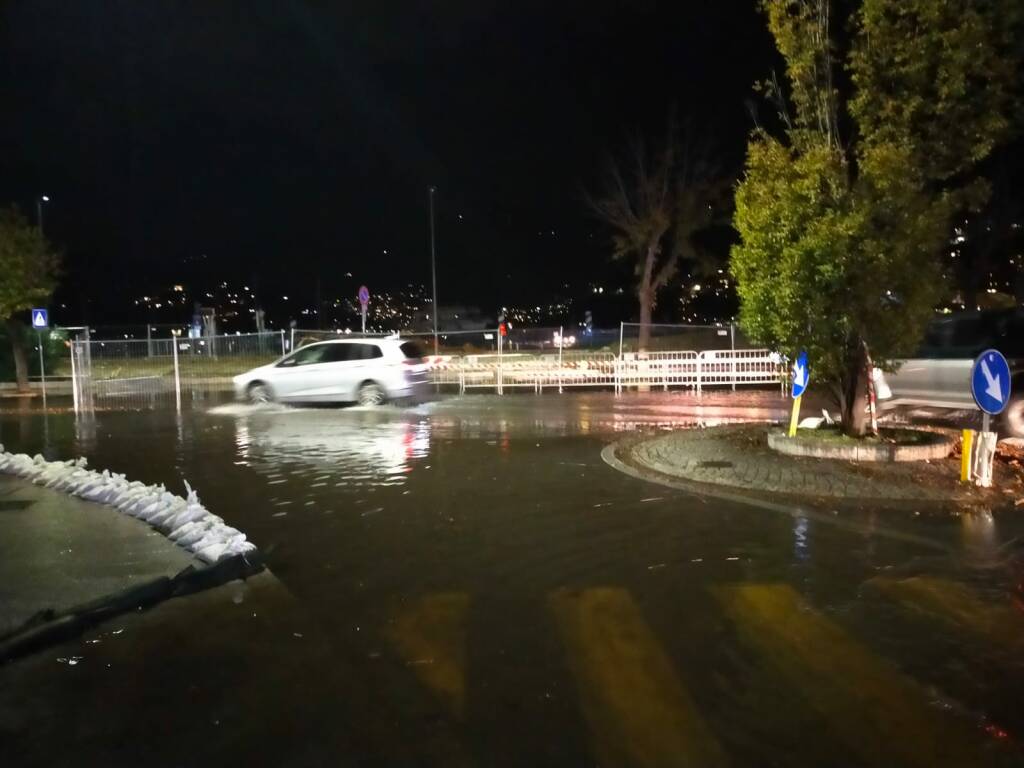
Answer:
[549, 587, 728, 767]
[869, 575, 1024, 654]
[713, 583, 987, 767]
[385, 592, 469, 720]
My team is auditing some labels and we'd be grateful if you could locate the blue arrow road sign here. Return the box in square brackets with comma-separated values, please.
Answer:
[792, 350, 809, 399]
[971, 349, 1012, 415]
[31, 308, 48, 329]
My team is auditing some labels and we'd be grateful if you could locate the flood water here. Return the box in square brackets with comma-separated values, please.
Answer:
[3, 392, 1024, 766]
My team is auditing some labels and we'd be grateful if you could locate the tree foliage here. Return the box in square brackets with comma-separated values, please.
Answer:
[731, 0, 1020, 433]
[0, 206, 58, 320]
[0, 206, 60, 390]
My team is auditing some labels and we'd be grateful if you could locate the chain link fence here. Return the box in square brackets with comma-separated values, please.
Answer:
[618, 322, 749, 355]
[70, 331, 285, 409]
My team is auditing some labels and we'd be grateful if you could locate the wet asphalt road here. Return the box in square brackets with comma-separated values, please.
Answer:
[2, 392, 1024, 766]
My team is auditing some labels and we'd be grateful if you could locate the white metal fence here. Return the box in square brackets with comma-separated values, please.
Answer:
[70, 331, 285, 410]
[53, 326, 783, 411]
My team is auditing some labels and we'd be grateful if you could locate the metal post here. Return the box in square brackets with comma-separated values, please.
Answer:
[618, 321, 625, 360]
[37, 195, 47, 234]
[69, 337, 79, 413]
[36, 331, 47, 409]
[172, 333, 181, 412]
[146, 324, 153, 357]
[280, 330, 286, 356]
[290, 327, 295, 353]
[558, 325, 564, 394]
[730, 322, 737, 391]
[428, 186, 439, 357]
[497, 327, 503, 395]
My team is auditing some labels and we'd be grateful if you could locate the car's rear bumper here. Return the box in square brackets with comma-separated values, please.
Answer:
[388, 380, 427, 403]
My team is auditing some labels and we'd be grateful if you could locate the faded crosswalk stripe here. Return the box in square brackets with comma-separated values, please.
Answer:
[713, 583, 988, 768]
[869, 575, 1024, 654]
[385, 592, 470, 720]
[549, 587, 728, 767]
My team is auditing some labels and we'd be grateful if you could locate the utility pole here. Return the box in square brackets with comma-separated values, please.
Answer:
[429, 185, 439, 356]
[315, 276, 322, 330]
[37, 195, 49, 235]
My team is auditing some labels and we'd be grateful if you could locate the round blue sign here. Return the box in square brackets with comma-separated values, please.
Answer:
[791, 350, 809, 399]
[970, 348, 1012, 415]
[358, 285, 370, 305]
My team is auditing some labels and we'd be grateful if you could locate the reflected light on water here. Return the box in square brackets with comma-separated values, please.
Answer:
[793, 514, 810, 562]
[961, 510, 999, 566]
[232, 410, 431, 488]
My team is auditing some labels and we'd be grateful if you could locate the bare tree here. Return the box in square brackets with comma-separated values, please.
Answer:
[590, 128, 722, 351]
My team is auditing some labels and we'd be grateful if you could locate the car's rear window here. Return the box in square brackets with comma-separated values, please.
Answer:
[351, 343, 383, 360]
[400, 341, 426, 359]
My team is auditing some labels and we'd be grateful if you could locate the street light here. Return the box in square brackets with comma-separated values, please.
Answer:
[37, 195, 49, 236]
[428, 185, 439, 356]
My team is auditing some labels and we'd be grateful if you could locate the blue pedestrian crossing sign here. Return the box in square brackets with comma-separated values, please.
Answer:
[31, 308, 48, 329]
[971, 349, 1011, 415]
[791, 350, 809, 399]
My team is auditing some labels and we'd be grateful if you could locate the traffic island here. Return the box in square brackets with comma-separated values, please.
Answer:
[608, 424, 1023, 506]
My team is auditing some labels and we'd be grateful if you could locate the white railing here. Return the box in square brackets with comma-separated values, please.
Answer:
[453, 349, 781, 394]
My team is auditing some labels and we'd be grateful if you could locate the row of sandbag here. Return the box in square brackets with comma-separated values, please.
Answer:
[0, 447, 256, 564]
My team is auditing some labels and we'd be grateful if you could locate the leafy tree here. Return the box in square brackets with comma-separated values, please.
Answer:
[0, 207, 60, 391]
[590, 129, 725, 351]
[731, 0, 1020, 435]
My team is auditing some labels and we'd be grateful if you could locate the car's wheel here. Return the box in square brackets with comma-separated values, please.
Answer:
[357, 381, 386, 407]
[248, 382, 274, 404]
[1003, 394, 1024, 438]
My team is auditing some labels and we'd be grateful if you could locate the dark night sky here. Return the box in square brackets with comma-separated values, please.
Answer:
[1, 1, 774, 322]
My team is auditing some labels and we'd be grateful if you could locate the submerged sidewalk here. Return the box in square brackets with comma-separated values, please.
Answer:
[0, 474, 197, 637]
[613, 425, 1024, 506]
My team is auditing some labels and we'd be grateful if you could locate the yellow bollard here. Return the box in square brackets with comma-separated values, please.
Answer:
[960, 429, 974, 483]
[788, 395, 802, 438]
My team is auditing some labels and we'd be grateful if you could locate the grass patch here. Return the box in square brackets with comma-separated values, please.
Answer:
[794, 425, 937, 445]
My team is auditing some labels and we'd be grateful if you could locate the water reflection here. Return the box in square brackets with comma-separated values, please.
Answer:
[961, 511, 999, 567]
[793, 514, 810, 562]
[230, 408, 431, 488]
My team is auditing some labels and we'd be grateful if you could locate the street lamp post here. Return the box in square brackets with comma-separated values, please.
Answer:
[428, 185, 439, 356]
[37, 195, 49, 235]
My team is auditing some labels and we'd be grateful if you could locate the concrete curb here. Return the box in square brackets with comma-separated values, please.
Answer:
[599, 441, 952, 553]
[0, 552, 264, 664]
[767, 429, 954, 462]
[607, 425, 1017, 508]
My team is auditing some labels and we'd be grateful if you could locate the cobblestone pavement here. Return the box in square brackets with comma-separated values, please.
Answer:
[622, 425, 1019, 503]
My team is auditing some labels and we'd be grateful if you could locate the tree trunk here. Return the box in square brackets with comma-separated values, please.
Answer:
[5, 318, 30, 393]
[638, 293, 653, 352]
[841, 338, 869, 437]
[637, 245, 657, 353]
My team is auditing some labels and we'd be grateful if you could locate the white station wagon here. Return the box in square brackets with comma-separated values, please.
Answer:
[233, 338, 428, 406]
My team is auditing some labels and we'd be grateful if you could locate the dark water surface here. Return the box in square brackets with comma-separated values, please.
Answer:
[2, 393, 1024, 766]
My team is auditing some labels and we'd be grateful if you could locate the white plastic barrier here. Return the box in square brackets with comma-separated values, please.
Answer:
[446, 349, 781, 394]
